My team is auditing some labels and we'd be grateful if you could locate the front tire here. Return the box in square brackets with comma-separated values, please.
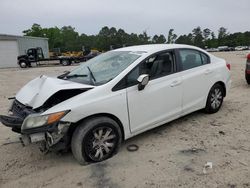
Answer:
[71, 117, 122, 165]
[204, 84, 224, 114]
[19, 60, 28, 68]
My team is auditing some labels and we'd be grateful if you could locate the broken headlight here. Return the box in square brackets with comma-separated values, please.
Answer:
[21, 111, 69, 130]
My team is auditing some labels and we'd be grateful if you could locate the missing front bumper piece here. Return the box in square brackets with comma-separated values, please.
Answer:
[20, 133, 46, 146]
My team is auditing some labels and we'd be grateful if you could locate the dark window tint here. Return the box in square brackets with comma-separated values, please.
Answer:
[127, 66, 140, 87]
[179, 50, 203, 70]
[179, 49, 210, 70]
[201, 53, 210, 64]
[113, 51, 176, 91]
[148, 52, 174, 79]
[126, 51, 175, 86]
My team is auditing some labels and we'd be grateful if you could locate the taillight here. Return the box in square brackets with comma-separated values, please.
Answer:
[226, 62, 231, 70]
[246, 54, 250, 73]
[247, 53, 250, 62]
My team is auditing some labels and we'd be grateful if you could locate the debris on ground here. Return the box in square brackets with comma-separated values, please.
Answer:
[180, 148, 206, 155]
[203, 162, 213, 174]
[219, 131, 226, 135]
[127, 144, 139, 152]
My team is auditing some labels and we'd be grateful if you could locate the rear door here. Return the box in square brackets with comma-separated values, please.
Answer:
[177, 49, 215, 115]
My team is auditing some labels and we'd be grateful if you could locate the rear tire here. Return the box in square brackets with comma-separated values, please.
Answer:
[204, 84, 224, 114]
[71, 117, 122, 165]
[61, 59, 70, 66]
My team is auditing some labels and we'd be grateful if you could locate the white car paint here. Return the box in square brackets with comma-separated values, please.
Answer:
[16, 44, 231, 140]
[16, 75, 94, 108]
[127, 71, 183, 133]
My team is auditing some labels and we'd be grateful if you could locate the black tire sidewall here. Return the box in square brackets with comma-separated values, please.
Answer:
[61, 59, 69, 66]
[71, 117, 122, 164]
[246, 73, 250, 85]
[205, 84, 224, 114]
[19, 60, 27, 68]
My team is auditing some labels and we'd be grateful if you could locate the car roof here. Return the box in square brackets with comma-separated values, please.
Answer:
[114, 44, 203, 54]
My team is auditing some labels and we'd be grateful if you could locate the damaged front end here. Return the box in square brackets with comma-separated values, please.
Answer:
[0, 75, 94, 152]
[0, 99, 36, 133]
[20, 111, 71, 153]
[0, 99, 72, 152]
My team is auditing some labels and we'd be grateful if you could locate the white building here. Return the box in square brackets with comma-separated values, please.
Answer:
[0, 34, 49, 68]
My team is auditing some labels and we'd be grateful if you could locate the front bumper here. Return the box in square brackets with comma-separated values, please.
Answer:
[0, 114, 71, 151]
[0, 114, 58, 134]
[0, 115, 23, 133]
[0, 99, 36, 133]
[0, 99, 71, 151]
[19, 121, 71, 153]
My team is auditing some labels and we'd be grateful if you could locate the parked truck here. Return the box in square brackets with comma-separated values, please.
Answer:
[17, 47, 99, 68]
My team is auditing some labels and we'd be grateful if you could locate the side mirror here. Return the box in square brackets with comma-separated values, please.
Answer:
[137, 74, 149, 91]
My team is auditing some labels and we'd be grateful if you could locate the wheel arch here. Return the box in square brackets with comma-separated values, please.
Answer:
[68, 113, 125, 142]
[214, 81, 226, 97]
[18, 58, 28, 68]
[18, 58, 27, 64]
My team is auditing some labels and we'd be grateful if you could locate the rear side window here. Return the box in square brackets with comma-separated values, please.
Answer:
[179, 49, 210, 71]
[201, 53, 210, 64]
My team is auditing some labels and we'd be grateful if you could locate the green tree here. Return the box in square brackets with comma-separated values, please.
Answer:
[218, 27, 229, 46]
[138, 31, 150, 44]
[60, 26, 80, 51]
[203, 28, 211, 40]
[176, 34, 193, 45]
[23, 23, 45, 37]
[192, 27, 204, 48]
[23, 24, 250, 51]
[152, 34, 166, 43]
[43, 27, 62, 50]
[167, 29, 177, 44]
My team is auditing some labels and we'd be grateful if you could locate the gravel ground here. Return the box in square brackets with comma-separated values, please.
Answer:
[0, 51, 249, 188]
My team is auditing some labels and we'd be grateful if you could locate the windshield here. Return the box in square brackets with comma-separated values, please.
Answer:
[64, 51, 141, 85]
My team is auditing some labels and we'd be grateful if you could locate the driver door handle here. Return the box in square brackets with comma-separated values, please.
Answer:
[170, 80, 182, 87]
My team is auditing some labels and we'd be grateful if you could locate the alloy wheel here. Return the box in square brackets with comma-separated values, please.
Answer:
[84, 126, 117, 162]
[210, 88, 223, 109]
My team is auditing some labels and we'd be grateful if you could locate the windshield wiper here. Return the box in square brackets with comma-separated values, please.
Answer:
[87, 66, 96, 83]
[65, 74, 88, 78]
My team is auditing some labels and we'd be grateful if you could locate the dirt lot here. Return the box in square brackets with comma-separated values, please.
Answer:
[0, 51, 250, 188]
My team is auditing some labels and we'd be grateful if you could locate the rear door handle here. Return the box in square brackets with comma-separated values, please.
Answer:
[170, 80, 182, 87]
[204, 69, 213, 75]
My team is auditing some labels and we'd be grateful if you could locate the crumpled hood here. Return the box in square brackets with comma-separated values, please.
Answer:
[16, 75, 94, 109]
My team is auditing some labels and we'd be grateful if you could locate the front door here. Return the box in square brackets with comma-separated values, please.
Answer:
[126, 51, 183, 133]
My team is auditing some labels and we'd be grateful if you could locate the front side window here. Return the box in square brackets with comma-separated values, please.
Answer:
[126, 51, 175, 87]
[64, 51, 141, 85]
[179, 49, 210, 71]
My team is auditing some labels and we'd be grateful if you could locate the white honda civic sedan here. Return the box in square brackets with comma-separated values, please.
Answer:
[0, 44, 231, 164]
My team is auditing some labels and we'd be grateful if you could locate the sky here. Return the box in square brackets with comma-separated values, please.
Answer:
[1, 0, 250, 37]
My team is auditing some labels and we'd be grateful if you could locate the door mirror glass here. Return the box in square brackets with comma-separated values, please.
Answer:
[137, 74, 149, 90]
